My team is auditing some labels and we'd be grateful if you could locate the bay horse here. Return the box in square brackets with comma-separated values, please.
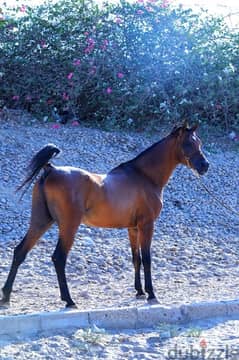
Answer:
[0, 122, 209, 308]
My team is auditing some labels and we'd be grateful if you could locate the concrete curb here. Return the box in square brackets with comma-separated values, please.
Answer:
[1, 299, 239, 337]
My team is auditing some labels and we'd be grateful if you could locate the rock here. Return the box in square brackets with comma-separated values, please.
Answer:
[228, 131, 236, 140]
[83, 236, 95, 247]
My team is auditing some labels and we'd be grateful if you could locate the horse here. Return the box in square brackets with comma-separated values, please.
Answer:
[0, 121, 209, 308]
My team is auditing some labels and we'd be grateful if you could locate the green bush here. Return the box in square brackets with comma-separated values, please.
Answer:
[0, 0, 239, 129]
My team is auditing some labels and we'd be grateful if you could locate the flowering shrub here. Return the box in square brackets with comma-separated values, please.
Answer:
[0, 0, 239, 129]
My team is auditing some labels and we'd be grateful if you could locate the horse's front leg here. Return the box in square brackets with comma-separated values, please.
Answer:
[128, 228, 145, 298]
[138, 221, 157, 302]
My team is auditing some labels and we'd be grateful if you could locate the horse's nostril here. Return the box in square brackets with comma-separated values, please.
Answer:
[199, 161, 209, 175]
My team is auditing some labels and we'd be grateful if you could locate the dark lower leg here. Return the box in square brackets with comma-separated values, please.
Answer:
[52, 241, 75, 307]
[1, 238, 28, 304]
[132, 251, 144, 297]
[128, 228, 144, 297]
[142, 249, 155, 300]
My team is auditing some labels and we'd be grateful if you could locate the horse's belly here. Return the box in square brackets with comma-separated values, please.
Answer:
[81, 200, 136, 228]
[81, 176, 162, 228]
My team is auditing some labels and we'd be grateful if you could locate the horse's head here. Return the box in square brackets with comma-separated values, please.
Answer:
[172, 121, 209, 175]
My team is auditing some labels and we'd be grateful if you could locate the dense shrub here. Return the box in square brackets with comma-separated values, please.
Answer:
[0, 0, 239, 129]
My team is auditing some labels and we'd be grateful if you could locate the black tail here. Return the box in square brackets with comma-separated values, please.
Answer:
[17, 144, 61, 199]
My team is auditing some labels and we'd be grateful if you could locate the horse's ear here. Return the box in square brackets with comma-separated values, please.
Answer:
[182, 120, 189, 129]
[190, 123, 199, 132]
[171, 120, 189, 137]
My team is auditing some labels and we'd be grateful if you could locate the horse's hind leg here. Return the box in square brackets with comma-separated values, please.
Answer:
[128, 227, 145, 298]
[0, 184, 53, 306]
[52, 222, 79, 308]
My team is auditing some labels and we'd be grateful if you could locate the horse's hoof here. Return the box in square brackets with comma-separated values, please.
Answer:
[147, 297, 159, 305]
[136, 293, 146, 300]
[65, 303, 77, 310]
[0, 299, 10, 309]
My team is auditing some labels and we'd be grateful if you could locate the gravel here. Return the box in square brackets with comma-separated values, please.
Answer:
[1, 317, 239, 359]
[0, 111, 238, 358]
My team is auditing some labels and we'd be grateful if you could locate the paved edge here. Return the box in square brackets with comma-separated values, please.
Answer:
[1, 299, 239, 336]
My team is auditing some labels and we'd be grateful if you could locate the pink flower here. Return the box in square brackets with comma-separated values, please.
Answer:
[137, 10, 144, 15]
[101, 39, 109, 51]
[146, 6, 154, 12]
[115, 17, 123, 24]
[87, 38, 95, 45]
[73, 59, 81, 66]
[40, 40, 47, 48]
[84, 32, 89, 36]
[106, 87, 112, 94]
[89, 66, 97, 75]
[25, 95, 32, 101]
[62, 92, 69, 101]
[12, 95, 19, 101]
[84, 37, 95, 54]
[161, 0, 170, 8]
[47, 98, 53, 105]
[52, 124, 60, 129]
[20, 4, 27, 12]
[72, 120, 79, 126]
[117, 72, 124, 79]
[67, 72, 73, 80]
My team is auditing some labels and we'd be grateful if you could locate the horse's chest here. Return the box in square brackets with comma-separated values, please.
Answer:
[139, 190, 163, 220]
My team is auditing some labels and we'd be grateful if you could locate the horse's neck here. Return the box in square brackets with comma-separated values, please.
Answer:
[134, 136, 179, 188]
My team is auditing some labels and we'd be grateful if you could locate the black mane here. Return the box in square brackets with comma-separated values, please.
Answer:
[110, 135, 168, 173]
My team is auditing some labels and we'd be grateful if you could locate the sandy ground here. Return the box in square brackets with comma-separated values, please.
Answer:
[0, 114, 238, 358]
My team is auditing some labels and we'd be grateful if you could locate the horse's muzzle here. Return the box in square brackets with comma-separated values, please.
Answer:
[196, 158, 209, 175]
[190, 153, 209, 176]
